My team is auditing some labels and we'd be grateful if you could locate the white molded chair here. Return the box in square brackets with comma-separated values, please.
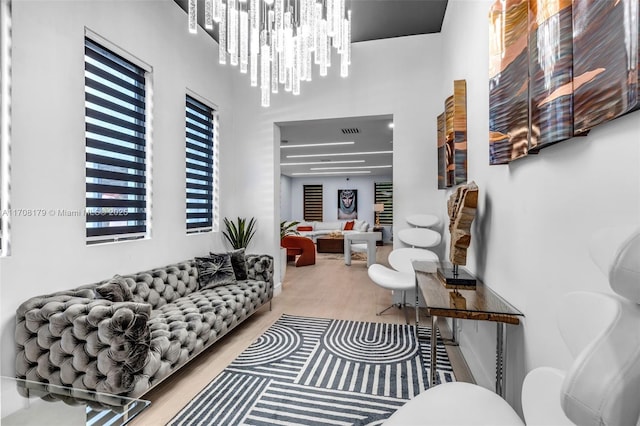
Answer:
[406, 213, 440, 228]
[384, 226, 640, 426]
[367, 264, 415, 317]
[398, 227, 441, 248]
[368, 218, 442, 318]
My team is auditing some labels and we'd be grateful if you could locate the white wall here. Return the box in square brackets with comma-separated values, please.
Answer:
[439, 0, 640, 414]
[287, 175, 392, 226]
[280, 175, 293, 221]
[0, 0, 234, 374]
[228, 34, 445, 286]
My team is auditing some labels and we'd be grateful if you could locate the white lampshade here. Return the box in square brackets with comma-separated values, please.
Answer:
[374, 203, 385, 213]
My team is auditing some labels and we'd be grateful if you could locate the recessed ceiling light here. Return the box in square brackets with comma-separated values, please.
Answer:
[286, 150, 392, 158]
[280, 141, 355, 149]
[281, 160, 365, 166]
[292, 171, 371, 176]
[310, 165, 392, 170]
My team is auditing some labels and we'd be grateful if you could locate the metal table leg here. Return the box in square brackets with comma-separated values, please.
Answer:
[430, 314, 438, 388]
[415, 274, 420, 335]
[496, 322, 506, 397]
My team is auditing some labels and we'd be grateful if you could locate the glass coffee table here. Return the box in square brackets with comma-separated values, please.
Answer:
[1, 376, 150, 426]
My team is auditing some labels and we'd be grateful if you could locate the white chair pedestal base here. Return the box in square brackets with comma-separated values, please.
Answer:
[368, 264, 415, 322]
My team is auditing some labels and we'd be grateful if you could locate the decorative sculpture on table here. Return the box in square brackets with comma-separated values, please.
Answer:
[438, 181, 479, 287]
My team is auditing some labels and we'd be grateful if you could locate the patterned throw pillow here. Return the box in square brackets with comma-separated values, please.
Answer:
[96, 275, 133, 302]
[344, 220, 355, 230]
[196, 254, 237, 290]
[227, 248, 248, 281]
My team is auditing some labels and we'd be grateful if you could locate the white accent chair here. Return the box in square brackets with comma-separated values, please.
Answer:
[384, 226, 640, 426]
[367, 215, 442, 318]
[406, 213, 440, 228]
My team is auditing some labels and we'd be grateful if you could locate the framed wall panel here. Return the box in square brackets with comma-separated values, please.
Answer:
[489, 0, 530, 164]
[529, 0, 574, 151]
[437, 112, 447, 189]
[453, 80, 467, 184]
[444, 95, 455, 187]
[573, 0, 639, 134]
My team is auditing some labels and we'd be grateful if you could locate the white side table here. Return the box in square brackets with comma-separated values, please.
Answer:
[344, 231, 382, 267]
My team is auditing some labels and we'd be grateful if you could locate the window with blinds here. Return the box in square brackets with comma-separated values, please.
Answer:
[85, 37, 148, 243]
[303, 185, 323, 221]
[375, 182, 393, 225]
[186, 95, 215, 233]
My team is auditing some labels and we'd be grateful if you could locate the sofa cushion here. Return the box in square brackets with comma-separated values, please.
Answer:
[354, 220, 370, 232]
[196, 254, 236, 290]
[344, 220, 355, 230]
[315, 221, 343, 231]
[215, 248, 248, 281]
[96, 275, 133, 302]
[297, 226, 313, 231]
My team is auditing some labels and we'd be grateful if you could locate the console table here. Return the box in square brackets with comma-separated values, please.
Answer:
[411, 261, 523, 398]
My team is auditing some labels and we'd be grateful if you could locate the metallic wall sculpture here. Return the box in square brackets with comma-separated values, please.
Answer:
[453, 80, 468, 184]
[529, 0, 574, 150]
[444, 95, 456, 187]
[437, 113, 447, 189]
[573, 0, 639, 134]
[489, 0, 530, 165]
[437, 80, 468, 189]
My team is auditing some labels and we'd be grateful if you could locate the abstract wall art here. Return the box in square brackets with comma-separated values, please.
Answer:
[573, 0, 639, 134]
[453, 80, 468, 184]
[488, 0, 530, 165]
[488, 0, 640, 165]
[437, 80, 468, 189]
[444, 95, 456, 187]
[437, 113, 447, 189]
[529, 0, 574, 150]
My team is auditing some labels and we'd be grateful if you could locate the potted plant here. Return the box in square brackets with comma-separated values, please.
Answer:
[222, 217, 257, 250]
[280, 220, 300, 240]
[279, 220, 300, 282]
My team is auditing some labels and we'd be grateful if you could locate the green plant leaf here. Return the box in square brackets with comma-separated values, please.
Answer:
[223, 216, 257, 249]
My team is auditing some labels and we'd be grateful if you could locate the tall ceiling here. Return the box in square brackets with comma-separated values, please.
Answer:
[174, 0, 449, 43]
[173, 0, 448, 178]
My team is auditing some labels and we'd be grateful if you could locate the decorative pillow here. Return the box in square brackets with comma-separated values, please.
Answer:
[215, 248, 248, 281]
[96, 275, 133, 302]
[297, 226, 313, 231]
[344, 220, 355, 230]
[196, 254, 236, 289]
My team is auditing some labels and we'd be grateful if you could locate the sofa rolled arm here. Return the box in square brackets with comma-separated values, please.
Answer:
[16, 297, 151, 396]
[245, 254, 274, 285]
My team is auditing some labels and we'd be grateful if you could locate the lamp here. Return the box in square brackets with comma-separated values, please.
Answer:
[373, 203, 384, 226]
[188, 0, 352, 107]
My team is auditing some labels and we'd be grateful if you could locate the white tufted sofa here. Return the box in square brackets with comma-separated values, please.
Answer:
[14, 254, 273, 401]
[295, 220, 371, 242]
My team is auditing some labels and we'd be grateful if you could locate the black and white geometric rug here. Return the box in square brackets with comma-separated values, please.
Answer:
[169, 314, 455, 425]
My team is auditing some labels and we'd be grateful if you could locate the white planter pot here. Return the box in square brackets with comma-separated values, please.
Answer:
[280, 247, 287, 282]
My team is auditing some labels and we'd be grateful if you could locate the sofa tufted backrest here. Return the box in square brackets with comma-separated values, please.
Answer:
[121, 261, 199, 310]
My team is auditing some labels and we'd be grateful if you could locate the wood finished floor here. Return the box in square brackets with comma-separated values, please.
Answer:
[130, 245, 473, 425]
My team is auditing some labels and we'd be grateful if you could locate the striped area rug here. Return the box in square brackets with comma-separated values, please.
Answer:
[169, 314, 455, 426]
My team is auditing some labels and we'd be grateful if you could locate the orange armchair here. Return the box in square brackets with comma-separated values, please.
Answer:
[281, 235, 316, 267]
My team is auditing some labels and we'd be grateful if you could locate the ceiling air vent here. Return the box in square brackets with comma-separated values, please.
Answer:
[341, 127, 360, 134]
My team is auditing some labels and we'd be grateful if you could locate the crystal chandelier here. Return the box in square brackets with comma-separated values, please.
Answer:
[188, 0, 351, 107]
